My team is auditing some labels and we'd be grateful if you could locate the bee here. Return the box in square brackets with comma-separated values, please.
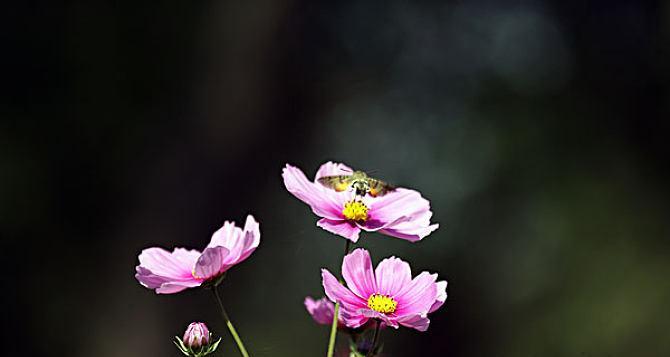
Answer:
[318, 171, 395, 197]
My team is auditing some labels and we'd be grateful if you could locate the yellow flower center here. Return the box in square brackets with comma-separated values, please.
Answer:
[367, 293, 398, 314]
[342, 200, 369, 222]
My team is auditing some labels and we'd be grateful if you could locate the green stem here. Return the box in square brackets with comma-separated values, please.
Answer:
[366, 320, 382, 357]
[326, 239, 354, 357]
[212, 286, 250, 357]
[326, 301, 340, 357]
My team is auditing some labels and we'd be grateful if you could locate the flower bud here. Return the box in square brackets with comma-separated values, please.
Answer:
[183, 322, 210, 348]
[175, 322, 221, 357]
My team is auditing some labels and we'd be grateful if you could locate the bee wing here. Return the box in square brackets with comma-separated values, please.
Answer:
[367, 178, 395, 197]
[317, 175, 352, 192]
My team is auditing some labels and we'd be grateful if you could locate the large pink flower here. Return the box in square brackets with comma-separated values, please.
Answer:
[282, 162, 439, 243]
[135, 215, 260, 294]
[321, 248, 447, 332]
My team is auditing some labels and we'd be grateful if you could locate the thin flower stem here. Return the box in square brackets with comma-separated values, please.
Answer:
[212, 286, 250, 357]
[366, 320, 382, 357]
[326, 301, 340, 357]
[326, 239, 354, 357]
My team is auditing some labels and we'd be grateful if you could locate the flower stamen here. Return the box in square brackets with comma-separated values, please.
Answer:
[192, 269, 202, 280]
[342, 200, 369, 222]
[367, 293, 397, 314]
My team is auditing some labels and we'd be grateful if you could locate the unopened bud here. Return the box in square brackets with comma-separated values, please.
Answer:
[174, 322, 221, 357]
[183, 322, 210, 348]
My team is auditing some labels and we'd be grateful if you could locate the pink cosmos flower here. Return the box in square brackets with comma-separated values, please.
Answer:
[321, 248, 447, 332]
[304, 296, 338, 325]
[135, 215, 260, 294]
[282, 162, 439, 243]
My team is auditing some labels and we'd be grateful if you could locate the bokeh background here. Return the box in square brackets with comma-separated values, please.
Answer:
[3, 0, 670, 356]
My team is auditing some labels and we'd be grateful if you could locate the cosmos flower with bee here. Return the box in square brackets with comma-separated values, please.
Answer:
[282, 161, 439, 243]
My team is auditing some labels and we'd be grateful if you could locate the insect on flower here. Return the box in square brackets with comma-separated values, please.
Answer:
[318, 170, 395, 197]
[283, 162, 439, 242]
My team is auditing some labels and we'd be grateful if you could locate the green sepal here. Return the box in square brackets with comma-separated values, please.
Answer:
[174, 334, 221, 357]
[205, 337, 222, 354]
[201, 272, 227, 289]
[174, 337, 191, 356]
[348, 338, 365, 357]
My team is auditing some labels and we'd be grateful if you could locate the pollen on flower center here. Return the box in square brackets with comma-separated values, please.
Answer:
[342, 200, 368, 222]
[367, 293, 398, 314]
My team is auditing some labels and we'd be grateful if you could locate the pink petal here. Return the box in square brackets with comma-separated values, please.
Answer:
[135, 266, 167, 289]
[394, 272, 438, 316]
[235, 215, 261, 262]
[317, 218, 361, 242]
[155, 280, 203, 294]
[282, 164, 344, 220]
[321, 269, 367, 308]
[360, 309, 399, 329]
[396, 313, 431, 332]
[358, 213, 411, 232]
[193, 247, 230, 280]
[172, 248, 203, 267]
[374, 257, 412, 296]
[341, 249, 377, 299]
[135, 247, 202, 294]
[135, 266, 201, 294]
[368, 189, 428, 225]
[429, 280, 448, 313]
[207, 221, 242, 250]
[337, 306, 369, 329]
[378, 207, 439, 242]
[304, 296, 336, 325]
[137, 247, 199, 279]
[378, 223, 439, 242]
[368, 188, 439, 242]
[208, 215, 261, 266]
[314, 161, 353, 180]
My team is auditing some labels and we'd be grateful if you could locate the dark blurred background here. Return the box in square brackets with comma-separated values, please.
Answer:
[2, 0, 670, 356]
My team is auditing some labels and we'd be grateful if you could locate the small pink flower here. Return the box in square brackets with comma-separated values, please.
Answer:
[304, 296, 338, 325]
[183, 322, 210, 348]
[321, 248, 447, 332]
[282, 162, 439, 243]
[135, 215, 260, 294]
